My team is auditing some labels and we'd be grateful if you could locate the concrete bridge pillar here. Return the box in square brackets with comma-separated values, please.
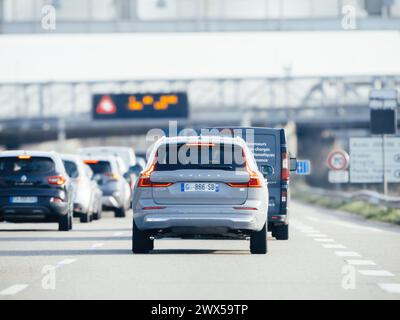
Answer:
[296, 125, 336, 187]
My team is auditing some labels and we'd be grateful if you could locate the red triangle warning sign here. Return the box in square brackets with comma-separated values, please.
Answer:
[96, 96, 117, 114]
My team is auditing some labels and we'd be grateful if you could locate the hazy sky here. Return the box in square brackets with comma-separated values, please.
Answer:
[0, 31, 399, 82]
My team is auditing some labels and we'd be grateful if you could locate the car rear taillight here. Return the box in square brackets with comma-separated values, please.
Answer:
[142, 206, 166, 210]
[138, 176, 173, 188]
[282, 152, 289, 181]
[281, 190, 287, 202]
[227, 153, 262, 188]
[48, 176, 66, 185]
[233, 207, 258, 211]
[18, 155, 31, 160]
[137, 157, 173, 188]
[105, 172, 120, 180]
[83, 159, 99, 164]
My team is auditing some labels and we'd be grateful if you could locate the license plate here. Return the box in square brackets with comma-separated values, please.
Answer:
[181, 183, 219, 192]
[10, 196, 38, 204]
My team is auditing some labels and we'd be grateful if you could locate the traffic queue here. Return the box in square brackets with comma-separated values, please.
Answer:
[0, 127, 296, 255]
[0, 147, 140, 231]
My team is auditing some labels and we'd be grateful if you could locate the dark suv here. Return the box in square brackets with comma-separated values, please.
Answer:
[0, 151, 73, 231]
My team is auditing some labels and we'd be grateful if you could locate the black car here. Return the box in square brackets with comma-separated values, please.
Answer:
[0, 151, 73, 231]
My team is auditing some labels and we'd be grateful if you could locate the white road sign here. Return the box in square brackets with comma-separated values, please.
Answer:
[350, 137, 400, 183]
[328, 170, 349, 183]
[327, 149, 349, 171]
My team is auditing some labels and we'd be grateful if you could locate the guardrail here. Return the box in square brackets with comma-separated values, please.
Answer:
[298, 186, 400, 209]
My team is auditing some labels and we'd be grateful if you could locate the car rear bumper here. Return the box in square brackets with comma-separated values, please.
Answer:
[134, 205, 266, 233]
[0, 201, 69, 222]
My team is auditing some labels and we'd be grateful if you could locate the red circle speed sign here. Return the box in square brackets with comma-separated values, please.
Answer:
[327, 149, 349, 171]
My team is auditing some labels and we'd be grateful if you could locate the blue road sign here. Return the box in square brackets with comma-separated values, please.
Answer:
[296, 160, 311, 175]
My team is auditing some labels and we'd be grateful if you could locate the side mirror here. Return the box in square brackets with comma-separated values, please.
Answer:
[129, 164, 143, 176]
[290, 158, 298, 172]
[260, 164, 274, 177]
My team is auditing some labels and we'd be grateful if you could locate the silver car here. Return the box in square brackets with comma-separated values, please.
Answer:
[132, 136, 268, 254]
[83, 156, 131, 218]
[61, 154, 103, 222]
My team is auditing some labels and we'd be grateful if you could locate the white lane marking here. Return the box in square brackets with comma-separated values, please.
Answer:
[315, 238, 335, 242]
[0, 284, 28, 296]
[301, 229, 320, 234]
[307, 233, 327, 238]
[325, 220, 382, 233]
[345, 259, 376, 266]
[305, 216, 319, 222]
[57, 258, 77, 266]
[113, 232, 124, 236]
[378, 283, 400, 293]
[335, 251, 361, 257]
[358, 270, 394, 277]
[91, 243, 104, 248]
[322, 244, 346, 248]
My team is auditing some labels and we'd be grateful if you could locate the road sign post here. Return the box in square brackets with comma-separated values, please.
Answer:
[383, 135, 388, 196]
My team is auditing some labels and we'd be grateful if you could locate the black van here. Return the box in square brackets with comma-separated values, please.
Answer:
[203, 127, 296, 240]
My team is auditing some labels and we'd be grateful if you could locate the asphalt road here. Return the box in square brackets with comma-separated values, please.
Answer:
[1, 200, 400, 300]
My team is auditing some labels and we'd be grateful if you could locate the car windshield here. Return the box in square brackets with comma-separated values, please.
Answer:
[0, 157, 55, 175]
[86, 161, 112, 174]
[63, 160, 79, 178]
[154, 143, 246, 171]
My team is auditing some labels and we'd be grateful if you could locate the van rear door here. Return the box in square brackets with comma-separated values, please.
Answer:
[203, 127, 284, 217]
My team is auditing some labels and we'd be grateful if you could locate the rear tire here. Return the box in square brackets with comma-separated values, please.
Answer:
[250, 223, 267, 254]
[274, 224, 289, 240]
[79, 213, 90, 223]
[58, 214, 70, 231]
[93, 208, 102, 220]
[114, 207, 126, 218]
[132, 220, 153, 254]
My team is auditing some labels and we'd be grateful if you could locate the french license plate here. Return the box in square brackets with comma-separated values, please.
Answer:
[10, 196, 38, 204]
[181, 183, 219, 192]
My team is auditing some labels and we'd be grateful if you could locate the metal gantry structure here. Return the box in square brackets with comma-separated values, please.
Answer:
[0, 75, 399, 122]
[1, 0, 400, 33]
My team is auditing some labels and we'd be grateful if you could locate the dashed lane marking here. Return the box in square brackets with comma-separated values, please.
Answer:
[0, 284, 28, 296]
[57, 258, 77, 266]
[305, 216, 320, 222]
[378, 283, 400, 293]
[358, 270, 394, 277]
[307, 234, 327, 238]
[322, 244, 346, 248]
[314, 238, 335, 242]
[345, 259, 376, 266]
[325, 220, 382, 233]
[301, 230, 320, 234]
[335, 251, 361, 257]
